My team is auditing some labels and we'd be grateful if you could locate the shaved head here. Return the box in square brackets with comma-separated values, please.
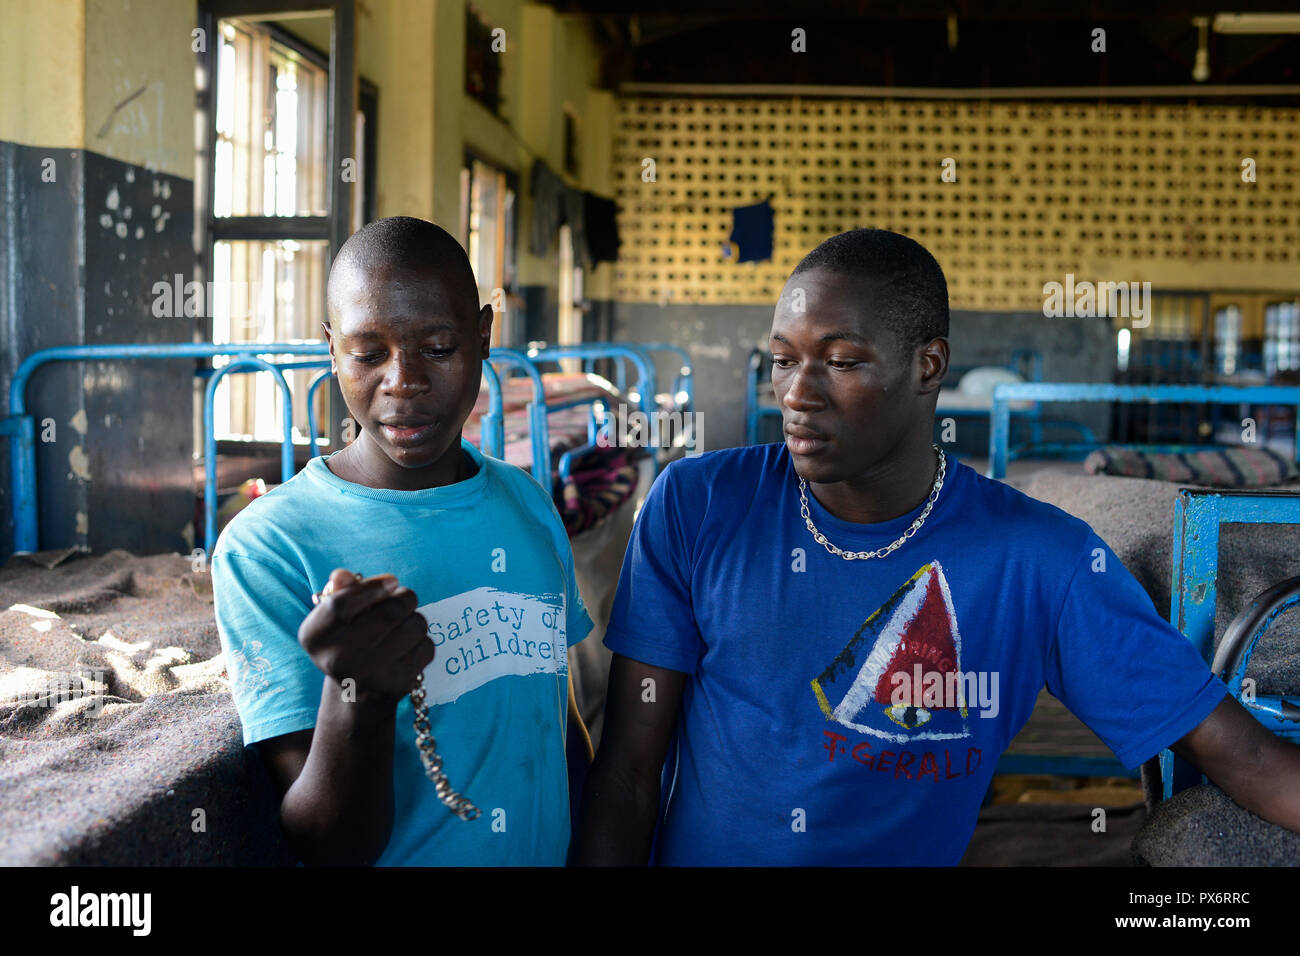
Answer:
[320, 215, 493, 490]
[327, 216, 480, 323]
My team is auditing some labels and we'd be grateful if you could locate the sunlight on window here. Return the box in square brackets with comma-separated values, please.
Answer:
[211, 18, 330, 444]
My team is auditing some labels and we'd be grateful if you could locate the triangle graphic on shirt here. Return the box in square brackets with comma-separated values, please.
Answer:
[811, 561, 970, 744]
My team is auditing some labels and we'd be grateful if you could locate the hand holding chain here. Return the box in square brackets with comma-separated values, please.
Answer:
[312, 574, 480, 821]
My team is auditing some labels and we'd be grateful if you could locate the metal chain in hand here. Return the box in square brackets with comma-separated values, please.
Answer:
[313, 574, 480, 822]
[797, 444, 946, 561]
[410, 673, 480, 821]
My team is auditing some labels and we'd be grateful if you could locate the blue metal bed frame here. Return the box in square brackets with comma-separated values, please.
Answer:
[4, 343, 333, 558]
[987, 383, 1300, 480]
[1160, 488, 1300, 800]
[3, 340, 692, 560]
[520, 343, 669, 483]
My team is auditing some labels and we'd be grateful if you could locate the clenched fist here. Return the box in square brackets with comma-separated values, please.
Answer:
[298, 568, 434, 706]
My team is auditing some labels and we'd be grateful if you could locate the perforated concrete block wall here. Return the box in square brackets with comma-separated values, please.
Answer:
[611, 97, 1300, 309]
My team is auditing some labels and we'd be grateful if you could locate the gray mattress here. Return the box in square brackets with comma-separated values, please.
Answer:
[0, 548, 292, 865]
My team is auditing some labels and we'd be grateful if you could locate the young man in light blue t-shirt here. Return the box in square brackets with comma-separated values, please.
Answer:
[212, 217, 593, 866]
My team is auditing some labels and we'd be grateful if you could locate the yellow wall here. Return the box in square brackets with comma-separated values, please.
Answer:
[84, 0, 196, 179]
[357, 0, 437, 220]
[0, 0, 85, 149]
[0, 0, 195, 180]
[610, 96, 1300, 309]
[225, 1, 612, 295]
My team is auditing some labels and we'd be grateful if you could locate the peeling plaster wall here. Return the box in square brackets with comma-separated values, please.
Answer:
[83, 0, 196, 181]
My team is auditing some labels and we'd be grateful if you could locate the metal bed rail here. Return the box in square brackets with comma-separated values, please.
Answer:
[4, 343, 332, 557]
[1161, 488, 1300, 800]
[988, 383, 1300, 479]
[745, 347, 779, 447]
[520, 344, 663, 481]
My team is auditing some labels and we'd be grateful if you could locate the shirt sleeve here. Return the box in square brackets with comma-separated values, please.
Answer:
[603, 462, 703, 674]
[1046, 532, 1228, 770]
[211, 546, 325, 747]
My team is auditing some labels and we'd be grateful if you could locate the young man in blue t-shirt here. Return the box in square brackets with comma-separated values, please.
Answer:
[574, 228, 1300, 866]
[213, 217, 593, 866]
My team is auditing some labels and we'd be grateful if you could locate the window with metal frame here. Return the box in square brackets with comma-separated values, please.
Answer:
[210, 18, 330, 446]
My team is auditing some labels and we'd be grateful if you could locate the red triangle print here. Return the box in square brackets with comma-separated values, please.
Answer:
[873, 570, 959, 707]
[810, 561, 969, 743]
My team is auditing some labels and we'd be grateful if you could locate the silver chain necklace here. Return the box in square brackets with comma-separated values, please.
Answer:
[797, 444, 946, 561]
[313, 575, 480, 821]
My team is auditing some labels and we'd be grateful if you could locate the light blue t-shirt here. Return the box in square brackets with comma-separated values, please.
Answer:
[211, 438, 593, 866]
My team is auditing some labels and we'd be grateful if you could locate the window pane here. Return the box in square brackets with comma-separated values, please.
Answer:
[214, 19, 328, 217]
[211, 239, 330, 444]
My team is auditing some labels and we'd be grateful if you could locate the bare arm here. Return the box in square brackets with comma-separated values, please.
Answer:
[257, 569, 435, 866]
[1172, 695, 1300, 831]
[572, 653, 686, 865]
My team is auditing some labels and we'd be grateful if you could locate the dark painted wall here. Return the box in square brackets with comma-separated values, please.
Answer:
[609, 301, 1116, 454]
[1, 143, 194, 559]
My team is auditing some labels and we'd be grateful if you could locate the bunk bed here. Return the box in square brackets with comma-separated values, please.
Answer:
[1134, 489, 1300, 865]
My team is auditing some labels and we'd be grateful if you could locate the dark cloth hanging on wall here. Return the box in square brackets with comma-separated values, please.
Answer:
[583, 192, 621, 264]
[530, 160, 621, 267]
[564, 186, 591, 269]
[529, 159, 566, 257]
[729, 199, 775, 263]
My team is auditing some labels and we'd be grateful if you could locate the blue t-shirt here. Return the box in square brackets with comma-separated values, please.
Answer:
[603, 443, 1227, 866]
[212, 438, 593, 866]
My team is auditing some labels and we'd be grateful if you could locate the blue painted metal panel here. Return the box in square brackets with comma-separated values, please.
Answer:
[1161, 488, 1300, 800]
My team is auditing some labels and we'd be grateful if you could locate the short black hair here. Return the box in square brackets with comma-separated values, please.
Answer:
[327, 216, 480, 322]
[790, 228, 949, 359]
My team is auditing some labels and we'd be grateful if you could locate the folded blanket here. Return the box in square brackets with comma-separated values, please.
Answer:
[555, 447, 644, 536]
[1084, 445, 1300, 488]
